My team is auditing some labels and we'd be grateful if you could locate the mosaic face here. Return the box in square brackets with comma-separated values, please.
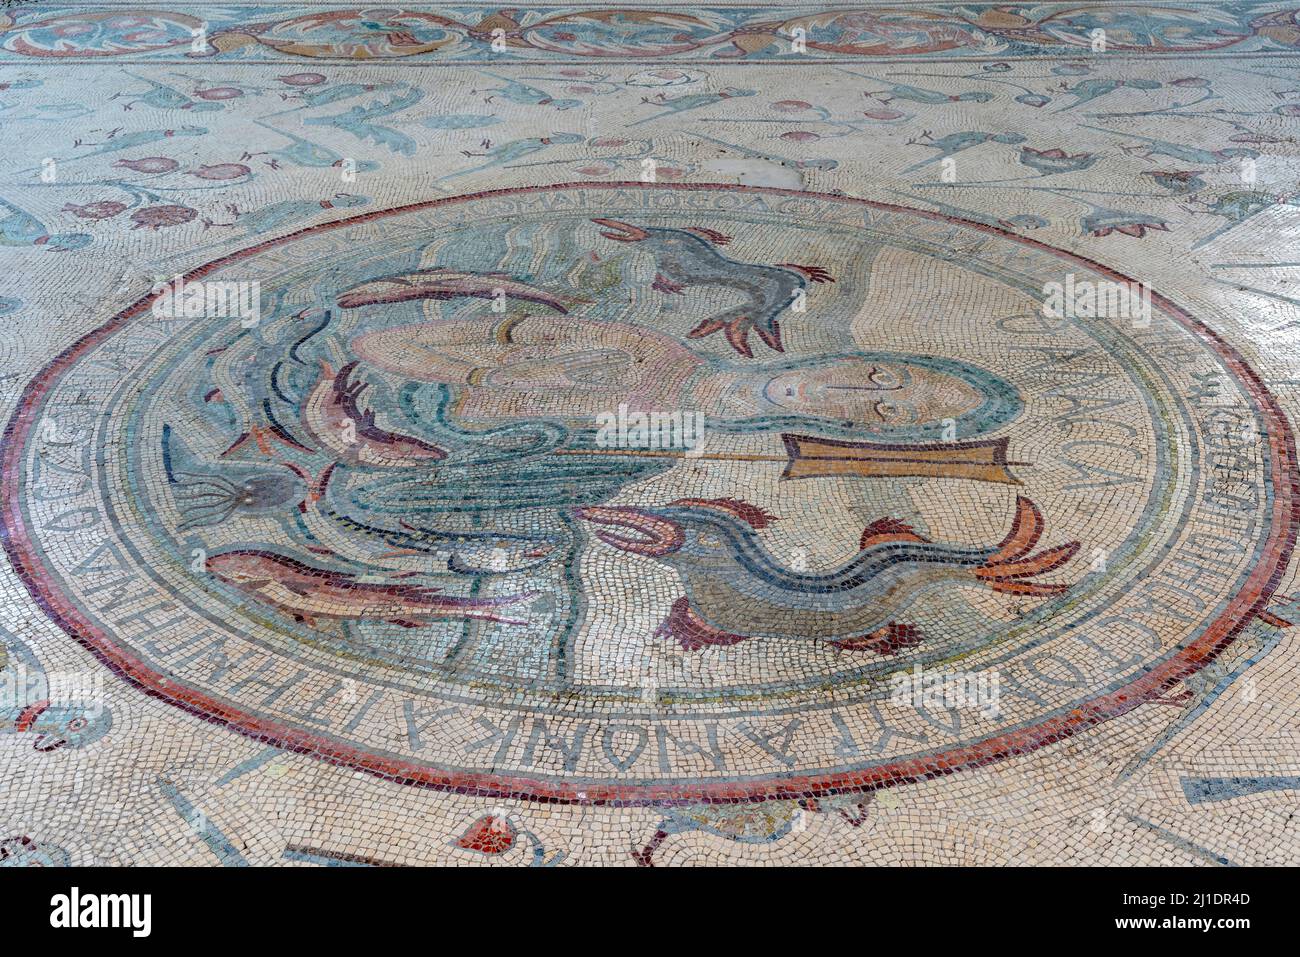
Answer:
[759, 358, 996, 426]
[5, 184, 1291, 805]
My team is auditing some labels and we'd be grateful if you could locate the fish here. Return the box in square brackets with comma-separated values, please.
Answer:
[0, 624, 111, 750]
[208, 327, 316, 460]
[206, 549, 536, 627]
[336, 268, 585, 313]
[301, 360, 447, 469]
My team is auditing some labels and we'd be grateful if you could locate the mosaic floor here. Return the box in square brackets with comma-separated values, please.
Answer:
[1, 2, 1299, 868]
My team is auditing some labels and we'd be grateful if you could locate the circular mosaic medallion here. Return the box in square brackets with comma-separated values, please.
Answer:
[4, 184, 1294, 803]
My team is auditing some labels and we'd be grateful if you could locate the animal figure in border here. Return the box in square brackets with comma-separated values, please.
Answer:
[0, 626, 112, 751]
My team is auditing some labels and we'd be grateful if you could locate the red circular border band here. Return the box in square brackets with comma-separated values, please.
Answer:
[3, 182, 1295, 805]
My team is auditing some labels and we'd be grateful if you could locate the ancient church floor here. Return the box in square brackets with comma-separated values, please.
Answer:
[1, 2, 1299, 868]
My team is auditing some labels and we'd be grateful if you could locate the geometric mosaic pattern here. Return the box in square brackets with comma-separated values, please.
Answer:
[2, 2, 1299, 866]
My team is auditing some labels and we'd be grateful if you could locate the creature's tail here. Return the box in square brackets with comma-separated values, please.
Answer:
[654, 596, 750, 650]
[687, 314, 782, 358]
[974, 496, 1079, 596]
[414, 589, 540, 626]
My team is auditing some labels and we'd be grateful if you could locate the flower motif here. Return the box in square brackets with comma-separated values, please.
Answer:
[112, 156, 179, 174]
[278, 73, 327, 87]
[189, 163, 251, 181]
[130, 205, 198, 230]
[455, 815, 517, 855]
[195, 87, 243, 101]
[62, 201, 126, 220]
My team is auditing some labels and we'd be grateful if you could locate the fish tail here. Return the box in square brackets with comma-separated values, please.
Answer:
[654, 596, 750, 650]
[976, 496, 1079, 593]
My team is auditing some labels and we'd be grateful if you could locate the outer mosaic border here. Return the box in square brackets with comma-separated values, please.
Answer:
[2, 4, 1299, 63]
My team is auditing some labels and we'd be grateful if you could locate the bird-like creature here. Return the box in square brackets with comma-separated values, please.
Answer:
[591, 218, 832, 358]
[575, 495, 1079, 653]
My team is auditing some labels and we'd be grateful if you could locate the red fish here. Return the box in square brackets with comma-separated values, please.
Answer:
[207, 550, 535, 627]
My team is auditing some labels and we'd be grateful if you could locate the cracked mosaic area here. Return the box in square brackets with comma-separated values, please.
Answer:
[1, 2, 1299, 867]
